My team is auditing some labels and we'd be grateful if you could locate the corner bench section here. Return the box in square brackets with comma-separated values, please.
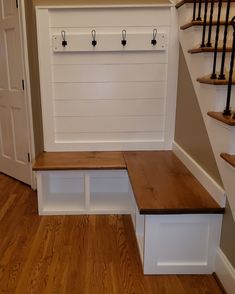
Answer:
[33, 151, 224, 274]
[123, 151, 224, 274]
[33, 151, 134, 215]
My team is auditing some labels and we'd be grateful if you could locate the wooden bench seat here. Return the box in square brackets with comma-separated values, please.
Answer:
[33, 151, 126, 171]
[124, 151, 224, 214]
[33, 151, 224, 215]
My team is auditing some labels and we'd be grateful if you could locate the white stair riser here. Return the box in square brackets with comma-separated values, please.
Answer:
[178, 3, 235, 25]
[180, 25, 234, 47]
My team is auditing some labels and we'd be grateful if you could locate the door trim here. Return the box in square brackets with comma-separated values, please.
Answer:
[18, 0, 36, 188]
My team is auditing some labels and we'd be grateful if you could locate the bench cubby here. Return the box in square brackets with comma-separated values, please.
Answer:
[37, 169, 135, 215]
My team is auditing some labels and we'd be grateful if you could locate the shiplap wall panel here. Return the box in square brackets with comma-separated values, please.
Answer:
[53, 64, 167, 83]
[54, 99, 165, 116]
[52, 51, 168, 65]
[49, 8, 171, 27]
[55, 132, 163, 142]
[56, 116, 164, 133]
[53, 81, 166, 100]
[36, 6, 178, 150]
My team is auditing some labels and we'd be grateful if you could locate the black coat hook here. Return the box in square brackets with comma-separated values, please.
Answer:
[91, 30, 97, 47]
[151, 28, 157, 46]
[61, 30, 67, 47]
[121, 29, 127, 46]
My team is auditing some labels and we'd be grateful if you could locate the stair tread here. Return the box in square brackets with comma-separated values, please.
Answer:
[176, 0, 235, 9]
[124, 151, 224, 214]
[221, 153, 235, 168]
[181, 20, 230, 30]
[188, 46, 232, 54]
[33, 151, 127, 170]
[207, 111, 235, 126]
[197, 75, 235, 85]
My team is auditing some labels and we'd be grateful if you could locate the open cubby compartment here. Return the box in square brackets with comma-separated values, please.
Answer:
[89, 170, 135, 214]
[37, 170, 86, 215]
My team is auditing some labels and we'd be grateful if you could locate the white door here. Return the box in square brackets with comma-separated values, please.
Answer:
[0, 0, 31, 185]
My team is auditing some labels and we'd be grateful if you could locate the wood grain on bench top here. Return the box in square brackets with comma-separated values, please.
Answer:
[123, 151, 224, 214]
[33, 151, 126, 170]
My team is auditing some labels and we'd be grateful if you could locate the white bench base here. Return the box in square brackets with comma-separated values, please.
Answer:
[132, 208, 222, 274]
[36, 169, 222, 275]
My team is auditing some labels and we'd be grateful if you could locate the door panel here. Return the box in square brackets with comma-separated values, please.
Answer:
[0, 0, 31, 184]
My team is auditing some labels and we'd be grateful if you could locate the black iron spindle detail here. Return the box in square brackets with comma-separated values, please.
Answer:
[219, 0, 231, 80]
[193, 0, 197, 21]
[206, 0, 215, 47]
[201, 0, 209, 47]
[211, 0, 223, 79]
[197, 0, 202, 21]
[223, 16, 235, 116]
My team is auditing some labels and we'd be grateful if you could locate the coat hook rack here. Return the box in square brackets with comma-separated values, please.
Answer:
[61, 30, 67, 47]
[91, 29, 97, 47]
[151, 28, 157, 46]
[121, 29, 127, 46]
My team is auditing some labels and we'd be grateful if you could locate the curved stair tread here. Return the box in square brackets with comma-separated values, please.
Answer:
[188, 46, 232, 54]
[181, 20, 231, 30]
[207, 111, 235, 126]
[197, 75, 235, 85]
[221, 153, 235, 168]
[176, 0, 235, 9]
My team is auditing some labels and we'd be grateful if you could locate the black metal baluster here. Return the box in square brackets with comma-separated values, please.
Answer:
[193, 0, 197, 21]
[219, 0, 231, 80]
[201, 0, 209, 47]
[211, 0, 223, 79]
[197, 0, 202, 21]
[223, 16, 235, 116]
[207, 0, 215, 47]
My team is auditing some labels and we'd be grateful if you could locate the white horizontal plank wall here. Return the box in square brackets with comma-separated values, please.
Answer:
[36, 5, 178, 151]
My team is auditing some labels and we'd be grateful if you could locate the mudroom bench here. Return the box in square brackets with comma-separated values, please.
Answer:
[33, 151, 224, 274]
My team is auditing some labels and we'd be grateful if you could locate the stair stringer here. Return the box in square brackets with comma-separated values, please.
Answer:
[178, 21, 235, 220]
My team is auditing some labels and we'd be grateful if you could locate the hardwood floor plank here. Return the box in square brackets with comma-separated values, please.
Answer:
[0, 174, 223, 293]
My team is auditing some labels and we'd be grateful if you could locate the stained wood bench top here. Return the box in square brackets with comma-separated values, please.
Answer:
[124, 151, 224, 214]
[33, 151, 126, 170]
[33, 151, 224, 215]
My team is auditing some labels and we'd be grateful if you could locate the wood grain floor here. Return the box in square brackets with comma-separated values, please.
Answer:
[0, 173, 223, 294]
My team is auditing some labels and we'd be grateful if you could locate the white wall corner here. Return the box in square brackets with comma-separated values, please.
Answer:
[172, 141, 226, 207]
[215, 248, 235, 294]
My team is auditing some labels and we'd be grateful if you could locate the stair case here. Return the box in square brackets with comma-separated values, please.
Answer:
[177, 0, 235, 221]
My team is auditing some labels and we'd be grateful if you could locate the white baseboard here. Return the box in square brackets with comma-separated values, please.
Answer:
[172, 141, 226, 207]
[216, 248, 235, 294]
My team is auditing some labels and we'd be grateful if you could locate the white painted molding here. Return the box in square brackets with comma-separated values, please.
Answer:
[19, 0, 36, 188]
[173, 141, 226, 207]
[216, 248, 235, 294]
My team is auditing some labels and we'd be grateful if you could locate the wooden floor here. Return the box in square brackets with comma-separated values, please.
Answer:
[0, 173, 223, 294]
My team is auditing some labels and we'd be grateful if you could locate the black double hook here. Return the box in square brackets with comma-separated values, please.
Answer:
[121, 30, 127, 46]
[91, 30, 97, 47]
[61, 30, 67, 47]
[151, 29, 157, 46]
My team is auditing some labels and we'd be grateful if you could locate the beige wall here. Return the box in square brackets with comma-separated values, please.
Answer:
[25, 0, 44, 156]
[175, 45, 235, 268]
[175, 46, 223, 186]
